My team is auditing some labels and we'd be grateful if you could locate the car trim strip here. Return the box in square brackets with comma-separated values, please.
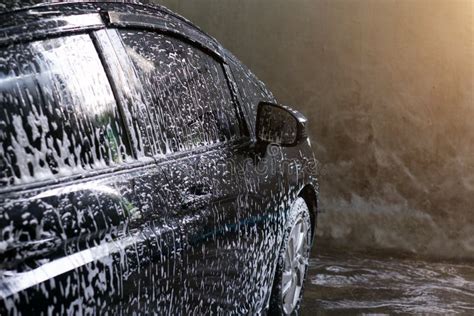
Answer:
[104, 11, 224, 61]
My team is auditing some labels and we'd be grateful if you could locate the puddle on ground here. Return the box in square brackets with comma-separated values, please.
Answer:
[301, 250, 474, 315]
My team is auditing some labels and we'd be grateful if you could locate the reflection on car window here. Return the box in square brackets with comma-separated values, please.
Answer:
[0, 34, 132, 187]
[119, 30, 241, 154]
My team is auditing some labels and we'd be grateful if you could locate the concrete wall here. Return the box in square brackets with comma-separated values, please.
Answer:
[155, 0, 474, 259]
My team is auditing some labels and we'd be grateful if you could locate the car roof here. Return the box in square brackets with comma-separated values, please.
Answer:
[0, 1, 195, 31]
[1, 1, 168, 16]
[0, 0, 222, 56]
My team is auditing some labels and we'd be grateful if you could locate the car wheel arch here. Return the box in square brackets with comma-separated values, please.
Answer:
[298, 184, 318, 240]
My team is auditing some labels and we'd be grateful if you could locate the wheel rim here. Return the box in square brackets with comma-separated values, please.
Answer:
[282, 215, 310, 314]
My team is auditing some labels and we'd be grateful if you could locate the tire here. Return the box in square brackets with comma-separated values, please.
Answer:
[269, 197, 312, 315]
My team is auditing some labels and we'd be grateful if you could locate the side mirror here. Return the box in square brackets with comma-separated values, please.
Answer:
[256, 102, 308, 147]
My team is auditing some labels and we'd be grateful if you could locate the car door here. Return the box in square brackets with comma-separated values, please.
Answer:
[0, 30, 196, 314]
[98, 26, 289, 313]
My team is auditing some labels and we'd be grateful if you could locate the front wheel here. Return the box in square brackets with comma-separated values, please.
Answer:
[269, 197, 312, 315]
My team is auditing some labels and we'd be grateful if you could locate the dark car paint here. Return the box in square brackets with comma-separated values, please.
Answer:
[0, 1, 319, 314]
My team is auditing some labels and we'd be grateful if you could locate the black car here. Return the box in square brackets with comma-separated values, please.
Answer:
[0, 1, 319, 314]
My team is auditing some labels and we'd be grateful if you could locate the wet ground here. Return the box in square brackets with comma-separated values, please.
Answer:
[301, 250, 474, 315]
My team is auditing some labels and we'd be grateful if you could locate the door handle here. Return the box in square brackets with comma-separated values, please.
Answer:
[181, 184, 212, 210]
[187, 184, 211, 196]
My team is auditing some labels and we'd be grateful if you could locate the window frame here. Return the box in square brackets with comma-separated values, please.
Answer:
[102, 12, 251, 155]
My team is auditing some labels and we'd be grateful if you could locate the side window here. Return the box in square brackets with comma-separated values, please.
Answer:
[118, 30, 241, 154]
[0, 34, 132, 187]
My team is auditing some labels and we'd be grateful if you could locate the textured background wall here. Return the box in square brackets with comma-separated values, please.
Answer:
[155, 0, 474, 259]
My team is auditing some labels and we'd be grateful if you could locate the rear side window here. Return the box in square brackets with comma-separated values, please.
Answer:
[0, 35, 131, 187]
[119, 30, 241, 154]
